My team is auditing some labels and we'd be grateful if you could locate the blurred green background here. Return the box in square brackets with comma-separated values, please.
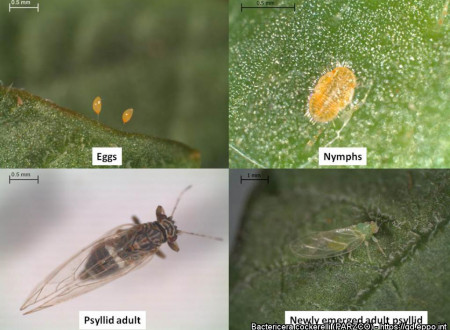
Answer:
[0, 0, 228, 168]
[229, 0, 449, 168]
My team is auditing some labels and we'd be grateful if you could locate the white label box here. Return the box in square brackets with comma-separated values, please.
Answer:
[79, 311, 146, 330]
[319, 147, 367, 166]
[92, 148, 122, 166]
[286, 311, 428, 325]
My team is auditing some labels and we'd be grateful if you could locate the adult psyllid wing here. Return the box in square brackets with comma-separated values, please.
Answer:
[20, 224, 154, 315]
[289, 226, 365, 259]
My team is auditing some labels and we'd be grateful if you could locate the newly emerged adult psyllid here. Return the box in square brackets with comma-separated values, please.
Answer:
[290, 222, 385, 262]
[20, 186, 221, 315]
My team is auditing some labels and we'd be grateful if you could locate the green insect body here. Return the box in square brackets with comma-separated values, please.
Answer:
[290, 221, 383, 260]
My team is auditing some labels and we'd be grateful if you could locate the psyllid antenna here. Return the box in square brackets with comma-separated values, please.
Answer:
[171, 185, 223, 241]
[178, 230, 223, 241]
[170, 185, 193, 217]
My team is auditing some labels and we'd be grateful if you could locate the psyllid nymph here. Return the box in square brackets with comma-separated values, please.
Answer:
[306, 66, 357, 123]
[290, 221, 385, 261]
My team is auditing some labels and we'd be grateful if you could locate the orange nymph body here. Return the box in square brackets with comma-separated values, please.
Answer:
[307, 67, 357, 123]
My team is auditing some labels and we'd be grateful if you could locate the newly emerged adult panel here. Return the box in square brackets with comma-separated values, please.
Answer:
[20, 186, 221, 315]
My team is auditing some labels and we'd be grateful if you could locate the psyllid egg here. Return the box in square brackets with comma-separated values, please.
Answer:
[306, 66, 357, 123]
[92, 96, 102, 115]
[122, 108, 134, 124]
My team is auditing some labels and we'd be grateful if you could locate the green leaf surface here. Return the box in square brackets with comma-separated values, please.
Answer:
[0, 86, 200, 168]
[230, 170, 450, 328]
[229, 0, 449, 168]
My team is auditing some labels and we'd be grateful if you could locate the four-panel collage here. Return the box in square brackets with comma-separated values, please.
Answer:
[0, 0, 448, 329]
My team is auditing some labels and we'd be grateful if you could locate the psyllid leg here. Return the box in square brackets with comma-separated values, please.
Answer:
[364, 241, 373, 263]
[132, 216, 141, 224]
[372, 236, 386, 257]
[306, 128, 324, 148]
[348, 251, 356, 262]
[156, 250, 166, 259]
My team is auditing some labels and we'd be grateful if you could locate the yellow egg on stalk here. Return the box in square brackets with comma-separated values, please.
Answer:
[122, 108, 134, 124]
[92, 96, 102, 121]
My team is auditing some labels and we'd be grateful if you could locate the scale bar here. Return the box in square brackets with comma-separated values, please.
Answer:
[9, 175, 39, 184]
[9, 3, 39, 12]
[241, 3, 295, 12]
[240, 175, 270, 184]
